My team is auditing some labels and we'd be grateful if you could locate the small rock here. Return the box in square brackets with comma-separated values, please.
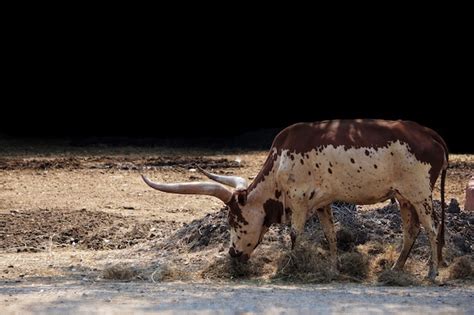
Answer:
[446, 199, 461, 213]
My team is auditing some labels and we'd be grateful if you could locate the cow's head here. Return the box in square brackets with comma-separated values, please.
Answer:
[141, 167, 267, 262]
[225, 188, 268, 262]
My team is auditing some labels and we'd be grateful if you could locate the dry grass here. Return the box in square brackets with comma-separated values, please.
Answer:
[150, 263, 190, 282]
[273, 241, 337, 283]
[339, 252, 369, 280]
[448, 256, 473, 280]
[361, 241, 386, 255]
[377, 269, 418, 286]
[200, 256, 268, 280]
[102, 264, 139, 281]
[358, 242, 420, 285]
[372, 244, 398, 273]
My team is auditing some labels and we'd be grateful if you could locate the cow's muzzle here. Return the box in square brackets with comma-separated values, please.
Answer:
[229, 247, 249, 262]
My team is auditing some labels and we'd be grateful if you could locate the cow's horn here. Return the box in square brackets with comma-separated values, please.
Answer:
[141, 175, 233, 203]
[197, 166, 248, 190]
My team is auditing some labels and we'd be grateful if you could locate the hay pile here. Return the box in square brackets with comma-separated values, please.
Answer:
[133, 199, 473, 284]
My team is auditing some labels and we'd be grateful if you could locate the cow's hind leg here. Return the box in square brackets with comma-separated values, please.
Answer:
[411, 198, 439, 280]
[316, 205, 337, 265]
[392, 197, 420, 270]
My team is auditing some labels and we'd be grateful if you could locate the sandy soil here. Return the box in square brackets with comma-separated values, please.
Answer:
[2, 281, 473, 314]
[0, 143, 473, 313]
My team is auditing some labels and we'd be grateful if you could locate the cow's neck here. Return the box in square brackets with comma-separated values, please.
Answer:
[246, 149, 285, 209]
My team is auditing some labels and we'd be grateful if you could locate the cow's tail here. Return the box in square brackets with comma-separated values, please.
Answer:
[437, 168, 446, 253]
[436, 143, 449, 265]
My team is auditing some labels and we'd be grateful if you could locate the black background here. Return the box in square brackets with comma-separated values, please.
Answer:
[2, 17, 472, 153]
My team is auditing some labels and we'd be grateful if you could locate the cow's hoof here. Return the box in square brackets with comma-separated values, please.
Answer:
[290, 230, 297, 250]
[425, 269, 439, 283]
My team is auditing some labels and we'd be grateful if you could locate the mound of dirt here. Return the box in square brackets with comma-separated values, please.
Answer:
[448, 160, 474, 171]
[4, 197, 470, 263]
[0, 157, 81, 170]
[3, 197, 472, 284]
[0, 209, 180, 251]
[328, 200, 473, 259]
[89, 156, 241, 171]
[143, 157, 240, 169]
[0, 156, 240, 171]
[445, 211, 474, 255]
[156, 199, 473, 263]
[158, 209, 230, 251]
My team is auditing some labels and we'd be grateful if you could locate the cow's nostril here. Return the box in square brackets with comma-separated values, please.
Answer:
[229, 247, 242, 258]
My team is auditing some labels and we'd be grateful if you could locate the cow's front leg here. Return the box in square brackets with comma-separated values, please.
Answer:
[316, 205, 337, 265]
[290, 206, 308, 250]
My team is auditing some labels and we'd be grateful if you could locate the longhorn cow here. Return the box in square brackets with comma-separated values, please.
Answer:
[141, 119, 448, 280]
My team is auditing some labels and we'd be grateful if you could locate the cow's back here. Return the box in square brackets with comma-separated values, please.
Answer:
[272, 119, 447, 187]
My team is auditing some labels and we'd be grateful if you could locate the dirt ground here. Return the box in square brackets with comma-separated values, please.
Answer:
[0, 141, 473, 313]
[2, 281, 473, 314]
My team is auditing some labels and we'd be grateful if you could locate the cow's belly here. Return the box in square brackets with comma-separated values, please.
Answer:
[333, 181, 394, 204]
[319, 161, 394, 204]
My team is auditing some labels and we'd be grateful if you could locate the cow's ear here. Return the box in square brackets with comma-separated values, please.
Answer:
[236, 189, 247, 206]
